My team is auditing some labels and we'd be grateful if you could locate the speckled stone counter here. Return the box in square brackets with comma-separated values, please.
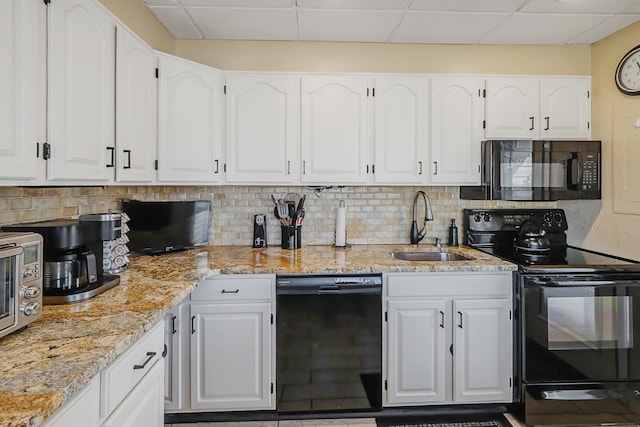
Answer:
[0, 244, 514, 427]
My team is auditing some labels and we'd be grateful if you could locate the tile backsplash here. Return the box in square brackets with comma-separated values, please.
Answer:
[0, 186, 557, 246]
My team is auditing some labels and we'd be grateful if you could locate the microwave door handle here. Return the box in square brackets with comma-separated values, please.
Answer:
[566, 152, 579, 190]
[0, 246, 24, 259]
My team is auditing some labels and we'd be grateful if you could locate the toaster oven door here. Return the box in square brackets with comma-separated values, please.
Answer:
[0, 246, 22, 334]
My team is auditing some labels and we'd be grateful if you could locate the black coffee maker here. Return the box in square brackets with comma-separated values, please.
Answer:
[3, 214, 121, 304]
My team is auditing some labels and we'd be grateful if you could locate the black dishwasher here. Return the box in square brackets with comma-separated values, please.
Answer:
[276, 273, 382, 413]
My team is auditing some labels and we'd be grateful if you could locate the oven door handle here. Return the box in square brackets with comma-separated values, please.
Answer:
[540, 389, 638, 401]
[527, 279, 640, 287]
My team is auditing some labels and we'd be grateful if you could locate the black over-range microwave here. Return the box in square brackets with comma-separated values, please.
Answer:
[460, 140, 601, 201]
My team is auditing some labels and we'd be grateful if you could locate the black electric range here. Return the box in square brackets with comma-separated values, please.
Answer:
[463, 208, 640, 274]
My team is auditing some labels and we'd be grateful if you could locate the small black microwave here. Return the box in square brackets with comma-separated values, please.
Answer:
[460, 140, 601, 201]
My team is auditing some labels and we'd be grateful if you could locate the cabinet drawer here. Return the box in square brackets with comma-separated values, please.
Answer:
[101, 321, 164, 418]
[192, 274, 273, 302]
[386, 273, 512, 298]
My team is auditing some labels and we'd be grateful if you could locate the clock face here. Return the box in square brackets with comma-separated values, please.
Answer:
[616, 45, 640, 95]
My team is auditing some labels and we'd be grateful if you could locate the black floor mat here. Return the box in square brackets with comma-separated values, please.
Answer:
[376, 413, 512, 427]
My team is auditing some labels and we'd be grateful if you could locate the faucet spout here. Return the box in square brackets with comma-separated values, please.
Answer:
[410, 190, 434, 245]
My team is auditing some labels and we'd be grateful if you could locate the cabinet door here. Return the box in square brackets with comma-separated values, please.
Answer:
[157, 54, 223, 183]
[225, 74, 299, 184]
[540, 78, 591, 139]
[101, 360, 164, 427]
[42, 377, 100, 427]
[115, 25, 157, 183]
[485, 78, 539, 139]
[190, 302, 273, 410]
[0, 0, 41, 182]
[373, 77, 427, 184]
[453, 298, 512, 403]
[47, 0, 115, 182]
[301, 75, 370, 184]
[386, 299, 447, 406]
[430, 78, 484, 185]
[164, 299, 189, 411]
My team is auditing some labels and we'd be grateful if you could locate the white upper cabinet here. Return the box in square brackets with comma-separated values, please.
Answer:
[115, 25, 157, 183]
[485, 78, 539, 139]
[157, 54, 223, 183]
[430, 77, 484, 185]
[47, 0, 115, 182]
[301, 75, 370, 185]
[0, 0, 43, 183]
[225, 74, 299, 184]
[540, 78, 591, 140]
[485, 77, 591, 140]
[373, 77, 428, 185]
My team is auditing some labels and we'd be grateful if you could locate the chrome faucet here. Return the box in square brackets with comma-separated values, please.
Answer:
[410, 190, 434, 245]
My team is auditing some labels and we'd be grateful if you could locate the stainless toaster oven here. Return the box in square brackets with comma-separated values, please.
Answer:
[0, 232, 43, 339]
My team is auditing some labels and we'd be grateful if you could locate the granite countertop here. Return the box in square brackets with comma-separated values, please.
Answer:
[0, 244, 514, 427]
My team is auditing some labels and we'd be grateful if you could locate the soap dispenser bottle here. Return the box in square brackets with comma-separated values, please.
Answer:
[448, 218, 459, 246]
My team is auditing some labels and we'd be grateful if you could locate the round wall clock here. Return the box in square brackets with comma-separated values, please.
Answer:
[615, 44, 640, 95]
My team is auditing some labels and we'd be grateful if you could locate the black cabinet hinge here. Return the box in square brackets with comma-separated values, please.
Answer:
[154, 159, 158, 170]
[155, 68, 159, 79]
[43, 142, 51, 160]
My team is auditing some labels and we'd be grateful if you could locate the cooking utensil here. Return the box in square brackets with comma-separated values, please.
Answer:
[276, 201, 290, 226]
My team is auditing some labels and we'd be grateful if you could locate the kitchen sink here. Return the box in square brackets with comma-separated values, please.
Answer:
[391, 251, 472, 262]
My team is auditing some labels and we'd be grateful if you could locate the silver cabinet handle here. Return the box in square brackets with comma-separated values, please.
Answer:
[133, 351, 156, 370]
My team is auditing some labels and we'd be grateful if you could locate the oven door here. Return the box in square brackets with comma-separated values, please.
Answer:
[523, 275, 640, 384]
[489, 140, 600, 201]
[0, 246, 23, 335]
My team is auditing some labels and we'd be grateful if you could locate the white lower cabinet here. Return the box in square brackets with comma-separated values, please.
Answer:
[384, 272, 513, 407]
[164, 297, 190, 411]
[189, 275, 276, 411]
[42, 321, 165, 427]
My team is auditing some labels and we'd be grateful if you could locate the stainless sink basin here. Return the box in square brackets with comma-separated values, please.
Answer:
[391, 251, 472, 262]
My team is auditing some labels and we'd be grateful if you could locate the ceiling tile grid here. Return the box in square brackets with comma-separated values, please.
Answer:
[140, 0, 640, 45]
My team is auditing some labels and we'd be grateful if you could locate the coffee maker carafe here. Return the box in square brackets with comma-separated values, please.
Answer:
[2, 215, 122, 304]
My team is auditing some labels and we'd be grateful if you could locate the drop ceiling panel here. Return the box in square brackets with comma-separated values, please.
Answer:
[142, 0, 177, 6]
[186, 7, 297, 40]
[409, 0, 527, 12]
[148, 6, 202, 38]
[569, 14, 640, 44]
[297, 0, 411, 10]
[520, 0, 640, 14]
[481, 13, 611, 44]
[298, 9, 402, 42]
[393, 12, 510, 44]
[179, 0, 293, 7]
